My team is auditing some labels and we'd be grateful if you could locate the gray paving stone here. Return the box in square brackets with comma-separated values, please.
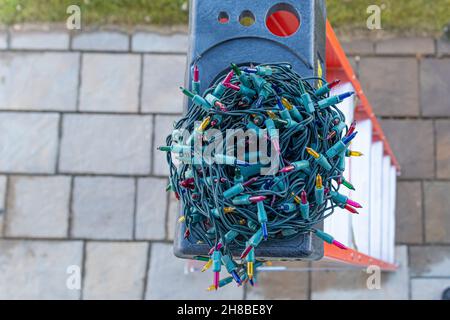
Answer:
[0, 176, 6, 212]
[5, 176, 70, 238]
[10, 31, 69, 50]
[311, 246, 409, 299]
[167, 191, 180, 241]
[0, 216, 4, 237]
[348, 57, 358, 77]
[153, 115, 180, 176]
[375, 37, 436, 55]
[0, 112, 59, 173]
[59, 114, 152, 175]
[376, 37, 435, 55]
[83, 242, 148, 299]
[424, 182, 450, 243]
[0, 32, 7, 49]
[395, 182, 423, 244]
[0, 176, 6, 236]
[436, 120, 450, 178]
[341, 39, 374, 55]
[145, 243, 244, 299]
[72, 177, 135, 240]
[0, 52, 79, 111]
[411, 278, 450, 300]
[359, 57, 419, 116]
[380, 119, 434, 179]
[410, 246, 450, 277]
[132, 33, 188, 53]
[0, 240, 83, 299]
[79, 53, 140, 113]
[421, 59, 450, 117]
[141, 55, 186, 114]
[135, 178, 168, 240]
[72, 31, 129, 51]
[246, 261, 310, 300]
[437, 39, 450, 56]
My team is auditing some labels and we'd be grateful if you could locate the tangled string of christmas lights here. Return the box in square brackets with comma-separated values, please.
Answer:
[159, 62, 362, 291]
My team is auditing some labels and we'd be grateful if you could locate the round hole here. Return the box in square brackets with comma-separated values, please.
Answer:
[266, 3, 301, 37]
[218, 11, 229, 24]
[239, 10, 255, 27]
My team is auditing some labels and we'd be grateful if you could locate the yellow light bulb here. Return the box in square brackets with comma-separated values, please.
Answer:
[247, 262, 254, 280]
[292, 192, 301, 204]
[316, 174, 323, 189]
[197, 116, 211, 133]
[201, 259, 213, 272]
[266, 111, 277, 119]
[281, 97, 293, 110]
[223, 207, 236, 213]
[177, 216, 186, 223]
[306, 147, 320, 159]
[350, 151, 363, 157]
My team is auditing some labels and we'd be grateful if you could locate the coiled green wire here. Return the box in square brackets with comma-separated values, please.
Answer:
[163, 62, 348, 285]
